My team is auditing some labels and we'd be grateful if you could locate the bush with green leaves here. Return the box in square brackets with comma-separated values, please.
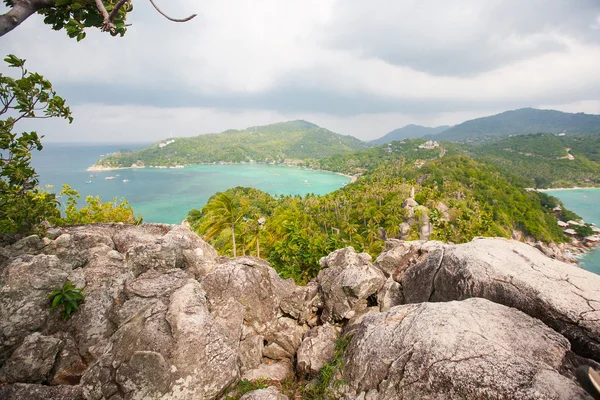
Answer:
[48, 281, 85, 319]
[59, 184, 142, 225]
[1, 54, 72, 241]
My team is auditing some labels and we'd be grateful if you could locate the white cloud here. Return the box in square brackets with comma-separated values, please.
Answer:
[1, 0, 599, 141]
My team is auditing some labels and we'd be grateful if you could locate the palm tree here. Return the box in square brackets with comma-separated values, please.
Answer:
[201, 192, 244, 257]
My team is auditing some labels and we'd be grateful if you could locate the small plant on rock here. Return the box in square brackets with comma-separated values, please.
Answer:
[48, 281, 85, 319]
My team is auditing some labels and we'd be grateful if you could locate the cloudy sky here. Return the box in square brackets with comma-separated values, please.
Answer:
[2, 0, 600, 142]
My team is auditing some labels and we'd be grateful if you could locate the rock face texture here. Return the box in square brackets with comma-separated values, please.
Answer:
[380, 237, 600, 362]
[342, 298, 592, 399]
[1, 225, 600, 399]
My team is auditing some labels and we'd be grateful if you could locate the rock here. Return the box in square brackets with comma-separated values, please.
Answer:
[317, 247, 385, 322]
[50, 334, 87, 385]
[0, 333, 61, 384]
[377, 277, 404, 311]
[296, 323, 339, 376]
[239, 386, 288, 400]
[242, 359, 294, 382]
[397, 237, 600, 362]
[0, 254, 70, 362]
[239, 335, 264, 373]
[81, 280, 239, 400]
[164, 280, 239, 398]
[263, 317, 308, 360]
[342, 298, 592, 399]
[402, 198, 418, 208]
[373, 240, 445, 278]
[0, 383, 83, 400]
[125, 268, 191, 299]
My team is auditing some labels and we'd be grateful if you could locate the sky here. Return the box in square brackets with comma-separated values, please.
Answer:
[2, 0, 600, 143]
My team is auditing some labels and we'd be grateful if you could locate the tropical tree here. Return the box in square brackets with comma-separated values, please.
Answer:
[200, 192, 244, 257]
[0, 0, 196, 39]
[1, 54, 71, 240]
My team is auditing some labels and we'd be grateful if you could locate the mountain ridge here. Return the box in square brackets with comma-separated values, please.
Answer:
[370, 124, 450, 144]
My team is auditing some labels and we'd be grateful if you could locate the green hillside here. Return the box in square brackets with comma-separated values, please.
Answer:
[434, 108, 600, 143]
[94, 121, 369, 168]
[370, 124, 450, 145]
[189, 146, 571, 283]
[468, 133, 600, 188]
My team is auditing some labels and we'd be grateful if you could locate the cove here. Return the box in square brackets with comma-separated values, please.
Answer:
[32, 143, 350, 224]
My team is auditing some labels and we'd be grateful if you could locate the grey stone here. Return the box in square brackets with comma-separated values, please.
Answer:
[0, 333, 61, 384]
[398, 238, 600, 362]
[0, 383, 83, 400]
[377, 277, 404, 311]
[342, 298, 592, 399]
[242, 359, 294, 382]
[239, 386, 289, 400]
[317, 247, 385, 322]
[239, 335, 264, 373]
[297, 323, 339, 376]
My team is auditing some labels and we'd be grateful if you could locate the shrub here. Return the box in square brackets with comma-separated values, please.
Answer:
[48, 281, 85, 319]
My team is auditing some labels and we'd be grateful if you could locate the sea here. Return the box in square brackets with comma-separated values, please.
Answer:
[545, 188, 600, 275]
[29, 144, 599, 274]
[31, 143, 350, 224]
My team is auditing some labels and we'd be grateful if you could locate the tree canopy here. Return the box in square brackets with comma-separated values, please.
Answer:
[0, 0, 196, 39]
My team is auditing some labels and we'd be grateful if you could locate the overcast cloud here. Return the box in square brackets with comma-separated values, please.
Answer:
[2, 0, 600, 142]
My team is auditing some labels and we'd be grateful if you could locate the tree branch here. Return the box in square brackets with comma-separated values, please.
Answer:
[0, 0, 56, 37]
[148, 0, 196, 22]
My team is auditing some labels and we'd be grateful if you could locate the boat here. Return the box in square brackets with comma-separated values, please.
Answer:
[122, 179, 129, 183]
[105, 176, 116, 180]
[89, 174, 96, 178]
[85, 181, 92, 184]
[302, 180, 309, 183]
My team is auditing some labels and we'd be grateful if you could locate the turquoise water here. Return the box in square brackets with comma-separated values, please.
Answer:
[545, 188, 600, 274]
[32, 143, 350, 224]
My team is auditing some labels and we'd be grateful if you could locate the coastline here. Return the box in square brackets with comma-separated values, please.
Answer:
[538, 186, 600, 192]
[87, 162, 355, 179]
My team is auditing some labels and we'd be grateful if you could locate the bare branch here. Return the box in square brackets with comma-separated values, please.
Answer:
[0, 0, 56, 37]
[148, 0, 196, 23]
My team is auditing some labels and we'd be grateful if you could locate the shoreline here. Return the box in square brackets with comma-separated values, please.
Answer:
[87, 162, 355, 179]
[538, 186, 600, 192]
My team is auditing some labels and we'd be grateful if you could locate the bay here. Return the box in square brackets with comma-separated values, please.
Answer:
[31, 143, 350, 224]
[545, 188, 600, 275]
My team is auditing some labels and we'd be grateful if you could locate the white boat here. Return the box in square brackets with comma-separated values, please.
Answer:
[122, 179, 129, 182]
[85, 181, 92, 184]
[105, 176, 116, 180]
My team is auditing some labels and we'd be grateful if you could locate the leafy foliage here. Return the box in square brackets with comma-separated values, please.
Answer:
[189, 140, 569, 284]
[469, 133, 600, 188]
[94, 120, 369, 168]
[28, 0, 131, 41]
[48, 281, 85, 319]
[1, 54, 72, 240]
[58, 184, 142, 225]
[222, 379, 269, 400]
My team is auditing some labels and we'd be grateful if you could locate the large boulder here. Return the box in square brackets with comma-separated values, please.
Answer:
[342, 298, 592, 399]
[317, 247, 386, 322]
[0, 383, 83, 400]
[0, 332, 61, 384]
[201, 257, 311, 363]
[396, 238, 600, 362]
[81, 280, 239, 400]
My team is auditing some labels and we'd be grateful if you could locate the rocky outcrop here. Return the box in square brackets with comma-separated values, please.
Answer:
[317, 247, 385, 322]
[341, 298, 592, 399]
[1, 224, 600, 399]
[390, 237, 600, 362]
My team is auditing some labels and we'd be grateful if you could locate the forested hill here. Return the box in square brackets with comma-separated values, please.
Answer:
[467, 132, 600, 188]
[433, 108, 600, 143]
[370, 124, 450, 145]
[93, 120, 369, 168]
